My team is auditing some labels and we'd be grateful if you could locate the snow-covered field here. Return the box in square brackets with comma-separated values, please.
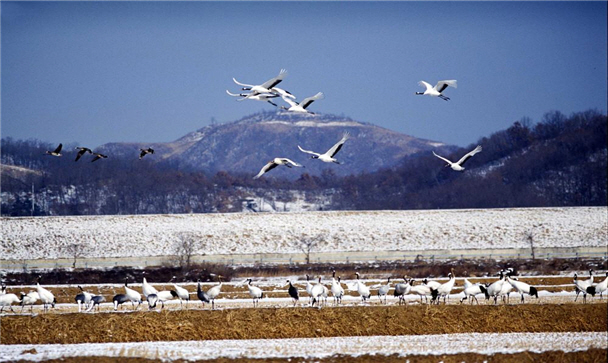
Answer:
[1, 207, 606, 260]
[1, 332, 605, 362]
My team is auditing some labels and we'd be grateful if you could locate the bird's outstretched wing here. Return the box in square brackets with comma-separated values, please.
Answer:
[260, 69, 288, 90]
[435, 80, 457, 92]
[280, 158, 303, 168]
[432, 151, 453, 165]
[232, 78, 253, 88]
[418, 81, 433, 91]
[326, 132, 349, 157]
[253, 161, 278, 179]
[91, 153, 107, 163]
[456, 145, 482, 166]
[297, 145, 321, 157]
[271, 87, 296, 100]
[53, 144, 63, 154]
[300, 92, 324, 110]
[226, 90, 245, 97]
[280, 94, 298, 108]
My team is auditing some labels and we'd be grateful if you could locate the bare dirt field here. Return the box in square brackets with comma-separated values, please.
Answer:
[2, 303, 605, 345]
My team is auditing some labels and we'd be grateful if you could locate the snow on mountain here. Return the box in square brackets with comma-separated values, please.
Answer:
[1, 207, 605, 261]
[97, 111, 448, 178]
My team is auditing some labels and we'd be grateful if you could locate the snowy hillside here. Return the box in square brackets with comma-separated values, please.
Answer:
[1, 207, 606, 261]
[97, 111, 449, 178]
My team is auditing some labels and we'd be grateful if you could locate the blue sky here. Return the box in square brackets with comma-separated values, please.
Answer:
[2, 1, 607, 148]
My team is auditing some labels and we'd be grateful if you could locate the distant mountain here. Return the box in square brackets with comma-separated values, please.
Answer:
[1, 109, 605, 216]
[99, 111, 449, 178]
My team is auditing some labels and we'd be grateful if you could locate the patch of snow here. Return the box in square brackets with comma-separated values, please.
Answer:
[260, 120, 365, 128]
[1, 207, 605, 261]
[1, 332, 605, 362]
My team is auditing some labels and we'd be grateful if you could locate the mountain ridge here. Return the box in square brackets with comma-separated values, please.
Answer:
[98, 111, 450, 178]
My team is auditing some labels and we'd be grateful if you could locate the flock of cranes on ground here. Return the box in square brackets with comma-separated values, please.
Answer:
[41, 69, 483, 179]
[2, 269, 606, 313]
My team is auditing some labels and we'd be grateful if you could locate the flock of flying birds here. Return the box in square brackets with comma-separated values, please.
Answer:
[44, 144, 155, 162]
[43, 69, 483, 178]
[227, 69, 482, 177]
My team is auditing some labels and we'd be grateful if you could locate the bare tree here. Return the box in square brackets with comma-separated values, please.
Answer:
[63, 243, 88, 268]
[293, 234, 326, 264]
[525, 224, 542, 260]
[174, 233, 199, 269]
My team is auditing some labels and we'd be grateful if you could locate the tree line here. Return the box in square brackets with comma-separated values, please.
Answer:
[1, 109, 606, 216]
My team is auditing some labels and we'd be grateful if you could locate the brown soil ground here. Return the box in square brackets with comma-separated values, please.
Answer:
[2, 303, 605, 345]
[7, 349, 608, 363]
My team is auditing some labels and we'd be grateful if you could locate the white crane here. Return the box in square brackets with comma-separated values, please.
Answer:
[280, 92, 324, 114]
[574, 271, 595, 303]
[36, 279, 56, 312]
[311, 276, 326, 307]
[305, 274, 314, 304]
[206, 275, 223, 310]
[377, 278, 392, 304]
[497, 268, 515, 304]
[246, 279, 264, 307]
[409, 280, 433, 304]
[142, 277, 159, 298]
[433, 145, 482, 171]
[20, 291, 39, 313]
[506, 276, 539, 303]
[298, 132, 349, 164]
[146, 294, 160, 310]
[459, 278, 487, 304]
[226, 90, 280, 107]
[590, 272, 608, 299]
[153, 290, 178, 309]
[330, 271, 344, 305]
[0, 284, 20, 313]
[432, 272, 456, 304]
[269, 87, 295, 100]
[124, 277, 142, 310]
[415, 80, 457, 101]
[422, 278, 441, 290]
[232, 69, 289, 96]
[170, 277, 191, 308]
[484, 270, 507, 305]
[253, 158, 304, 179]
[354, 272, 371, 302]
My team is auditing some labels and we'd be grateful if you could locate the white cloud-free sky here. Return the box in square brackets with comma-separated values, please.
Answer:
[2, 1, 606, 148]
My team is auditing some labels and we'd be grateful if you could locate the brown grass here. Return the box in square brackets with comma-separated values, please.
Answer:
[2, 303, 605, 345]
[6, 349, 608, 363]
